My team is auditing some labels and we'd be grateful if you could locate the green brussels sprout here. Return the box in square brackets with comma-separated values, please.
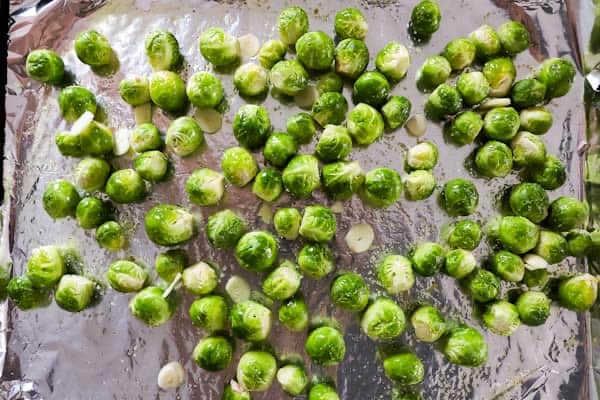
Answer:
[334, 7, 368, 40]
[347, 103, 384, 145]
[252, 168, 283, 202]
[166, 116, 204, 157]
[231, 300, 272, 341]
[443, 38, 476, 70]
[546, 197, 589, 232]
[277, 6, 309, 45]
[273, 208, 302, 240]
[206, 210, 246, 249]
[262, 262, 302, 301]
[424, 83, 462, 120]
[558, 273, 598, 311]
[282, 154, 321, 197]
[129, 286, 176, 326]
[411, 305, 446, 342]
[198, 27, 241, 67]
[297, 243, 334, 279]
[277, 364, 308, 396]
[446, 220, 482, 250]
[263, 132, 298, 167]
[383, 353, 425, 385]
[186, 72, 224, 109]
[515, 291, 550, 326]
[76, 197, 109, 229]
[192, 335, 234, 371]
[144, 30, 181, 71]
[321, 161, 364, 200]
[566, 230, 593, 257]
[95, 220, 126, 250]
[221, 147, 258, 187]
[235, 231, 278, 273]
[309, 383, 340, 400]
[441, 178, 479, 216]
[443, 325, 488, 367]
[42, 180, 80, 219]
[511, 79, 546, 110]
[74, 30, 112, 67]
[182, 262, 219, 295]
[185, 168, 224, 206]
[7, 275, 47, 310]
[483, 300, 520, 336]
[463, 269, 500, 303]
[381, 96, 411, 130]
[483, 107, 520, 141]
[474, 140, 513, 178]
[145, 204, 195, 246]
[361, 297, 406, 340]
[375, 41, 411, 81]
[58, 86, 97, 122]
[377, 254, 415, 294]
[75, 157, 111, 191]
[536, 58, 576, 99]
[497, 21, 530, 55]
[54, 274, 95, 312]
[410, 0, 441, 39]
[233, 104, 272, 149]
[148, 71, 187, 112]
[258, 39, 286, 69]
[526, 154, 566, 190]
[155, 249, 187, 282]
[26, 49, 64, 84]
[444, 249, 477, 279]
[353, 71, 390, 108]
[489, 250, 524, 282]
[119, 76, 150, 106]
[404, 170, 436, 201]
[130, 123, 162, 153]
[312, 92, 349, 127]
[55, 131, 84, 157]
[105, 169, 145, 204]
[78, 121, 113, 156]
[299, 205, 337, 242]
[417, 56, 451, 90]
[306, 326, 346, 365]
[0, 265, 10, 302]
[189, 295, 228, 332]
[330, 272, 370, 312]
[469, 25, 501, 60]
[482, 57, 516, 97]
[533, 230, 567, 264]
[410, 242, 446, 277]
[234, 63, 270, 97]
[519, 107, 553, 135]
[497, 216, 540, 254]
[316, 72, 343, 94]
[134, 151, 168, 182]
[361, 167, 402, 208]
[511, 132, 547, 168]
[334, 39, 369, 80]
[296, 31, 335, 71]
[406, 141, 439, 170]
[286, 112, 317, 144]
[26, 245, 65, 288]
[279, 295, 309, 331]
[457, 71, 490, 105]
[270, 60, 308, 96]
[508, 183, 549, 223]
[523, 263, 549, 288]
[223, 381, 251, 400]
[236, 351, 277, 392]
[106, 260, 147, 293]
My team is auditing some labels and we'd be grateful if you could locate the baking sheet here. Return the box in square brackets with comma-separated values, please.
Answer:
[2, 0, 593, 399]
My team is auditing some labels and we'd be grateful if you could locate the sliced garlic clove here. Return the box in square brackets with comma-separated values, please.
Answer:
[345, 223, 375, 253]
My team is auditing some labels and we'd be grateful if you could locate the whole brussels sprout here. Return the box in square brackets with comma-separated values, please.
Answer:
[404, 170, 436, 201]
[312, 92, 348, 127]
[533, 230, 568, 264]
[508, 183, 549, 223]
[316, 72, 343, 94]
[129, 286, 176, 326]
[198, 27, 241, 67]
[186, 72, 224, 109]
[330, 272, 370, 312]
[258, 39, 286, 69]
[231, 300, 272, 341]
[166, 116, 204, 156]
[7, 275, 48, 310]
[55, 131, 84, 157]
[277, 364, 308, 396]
[155, 249, 187, 282]
[144, 30, 181, 71]
[469, 25, 501, 60]
[377, 254, 415, 294]
[185, 168, 224, 206]
[221, 147, 258, 187]
[130, 123, 162, 153]
[515, 291, 551, 326]
[347, 103, 384, 145]
[282, 154, 321, 198]
[262, 261, 302, 301]
[463, 269, 500, 303]
[233, 104, 272, 149]
[107, 260, 147, 293]
[26, 245, 65, 288]
[489, 250, 524, 282]
[361, 297, 406, 340]
[411, 305, 446, 342]
[511, 78, 546, 109]
[497, 216, 540, 254]
[511, 131, 547, 168]
[279, 295, 309, 331]
[519, 107, 553, 135]
[417, 56, 451, 90]
[558, 273, 598, 311]
[270, 60, 308, 96]
[406, 141, 439, 170]
[381, 96, 411, 130]
[252, 168, 283, 202]
[76, 197, 109, 229]
[235, 231, 278, 273]
[263, 132, 298, 167]
[119, 76, 150, 106]
[145, 204, 195, 246]
[443, 325, 488, 367]
[410, 242, 445, 276]
[526, 154, 566, 190]
[424, 83, 462, 120]
[274, 208, 302, 240]
[334, 39, 369, 80]
[474, 140, 513, 178]
[483, 300, 521, 336]
[497, 21, 530, 55]
[286, 112, 317, 144]
[353, 71, 390, 108]
[297, 243, 334, 279]
[234, 63, 270, 97]
[75, 158, 110, 193]
[134, 151, 168, 182]
[189, 295, 228, 332]
[321, 161, 364, 200]
[566, 229, 593, 257]
[446, 220, 482, 250]
[192, 335, 234, 371]
[182, 262, 219, 295]
[375, 41, 411, 81]
[26, 49, 64, 84]
[43, 180, 80, 219]
[237, 351, 277, 392]
[443, 38, 476, 70]
[79, 121, 113, 156]
[546, 196, 589, 232]
[457, 71, 490, 105]
[482, 57, 516, 97]
[410, 0, 441, 39]
[55, 274, 95, 312]
[483, 107, 520, 141]
[335, 8, 368, 40]
[95, 220, 126, 250]
[444, 249, 477, 279]
[361, 167, 402, 208]
[223, 381, 250, 400]
[299, 206, 336, 242]
[296, 31, 335, 71]
[58, 86, 97, 122]
[277, 6, 309, 45]
[383, 353, 425, 385]
[74, 30, 112, 67]
[148, 71, 187, 112]
[306, 326, 346, 365]
[206, 209, 246, 249]
[536, 58, 576, 99]
[441, 178, 479, 216]
[105, 169, 145, 203]
[309, 383, 340, 400]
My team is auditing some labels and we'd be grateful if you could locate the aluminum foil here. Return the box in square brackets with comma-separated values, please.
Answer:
[2, 0, 594, 399]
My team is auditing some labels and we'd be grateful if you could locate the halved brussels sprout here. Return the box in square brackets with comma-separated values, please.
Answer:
[443, 38, 476, 70]
[76, 158, 110, 193]
[474, 140, 513, 178]
[417, 56, 451, 90]
[483, 300, 521, 336]
[406, 141, 439, 170]
[309, 383, 340, 400]
[519, 107, 553, 135]
[55, 131, 84, 157]
[424, 83, 462, 120]
[511, 78, 548, 109]
[134, 150, 168, 182]
[497, 216, 540, 254]
[233, 104, 271, 149]
[546, 196, 589, 232]
[330, 272, 370, 312]
[130, 123, 162, 153]
[353, 71, 390, 108]
[533, 230, 567, 264]
[58, 86, 97, 123]
[457, 71, 490, 105]
[489, 250, 524, 282]
[252, 168, 283, 202]
[376, 41, 410, 81]
[381, 97, 411, 131]
[273, 207, 302, 240]
[270, 60, 308, 96]
[235, 231, 278, 273]
[192, 335, 234, 371]
[145, 204, 195, 246]
[312, 92, 348, 127]
[361, 167, 402, 208]
[526, 154, 566, 190]
[463, 269, 500, 303]
[334, 39, 369, 80]
[277, 364, 308, 396]
[129, 286, 176, 326]
[263, 132, 298, 168]
[182, 262, 219, 295]
[221, 147, 258, 187]
[79, 121, 113, 156]
[286, 112, 317, 144]
[482, 57, 516, 97]
[497, 21, 530, 55]
[566, 229, 593, 257]
[258, 39, 286, 69]
[236, 351, 277, 392]
[444, 249, 477, 279]
[55, 274, 95, 312]
[144, 30, 181, 71]
[189, 295, 228, 332]
[511, 131, 546, 168]
[558, 273, 598, 311]
[446, 220, 482, 250]
[198, 27, 241, 67]
[321, 161, 364, 200]
[206, 209, 246, 249]
[74, 30, 112, 67]
[119, 76, 150, 106]
[404, 170, 436, 201]
[316, 72, 343, 94]
[105, 169, 145, 204]
[166, 116, 204, 157]
[42, 180, 80, 219]
[383, 352, 425, 385]
[314, 125, 352, 163]
[411, 305, 446, 342]
[155, 249, 187, 283]
[185, 168, 224, 206]
[148, 71, 187, 112]
[347, 103, 384, 145]
[186, 72, 224, 109]
[234, 63, 269, 97]
[76, 197, 109, 229]
[282, 154, 321, 198]
[107, 260, 147, 293]
[536, 58, 575, 99]
[376, 254, 414, 294]
[26, 245, 65, 288]
[297, 243, 334, 279]
[7, 275, 48, 310]
[231, 300, 272, 341]
[515, 291, 550, 326]
[410, 0, 441, 39]
[410, 242, 445, 276]
[361, 297, 406, 340]
[306, 326, 346, 365]
[296, 31, 335, 71]
[441, 178, 478, 216]
[95, 220, 126, 250]
[277, 6, 309, 45]
[483, 107, 520, 141]
[279, 295, 309, 331]
[443, 325, 488, 367]
[299, 206, 337, 242]
[223, 381, 251, 400]
[508, 182, 548, 223]
[335, 8, 368, 40]
[262, 261, 302, 301]
[26, 49, 64, 84]
[469, 25, 501, 60]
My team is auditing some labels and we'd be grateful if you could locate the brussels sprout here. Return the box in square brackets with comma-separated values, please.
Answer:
[474, 140, 513, 178]
[316, 72, 343, 94]
[206, 210, 246, 249]
[309, 383, 340, 400]
[536, 58, 576, 99]
[299, 206, 337, 243]
[381, 96, 411, 131]
[353, 71, 390, 108]
[321, 161, 364, 201]
[334, 39, 369, 80]
[145, 204, 195, 246]
[546, 197, 589, 232]
[26, 49, 64, 84]
[361, 167, 402, 208]
[411, 305, 446, 342]
[55, 131, 84, 157]
[129, 286, 175, 326]
[192, 335, 234, 372]
[286, 112, 317, 144]
[312, 92, 349, 127]
[558, 273, 598, 311]
[186, 72, 224, 109]
[330, 272, 370, 312]
[497, 21, 530, 55]
[258, 39, 286, 69]
[106, 260, 147, 293]
[74, 30, 112, 67]
[469, 25, 501, 59]
[361, 298, 406, 340]
[457, 71, 490, 105]
[523, 267, 549, 292]
[483, 300, 520, 336]
[441, 178, 478, 216]
[510, 79, 546, 110]
[231, 300, 272, 341]
[105, 169, 145, 203]
[25, 245, 64, 288]
[297, 243, 334, 279]
[406, 141, 439, 170]
[443, 38, 476, 70]
[237, 351, 277, 392]
[263, 132, 297, 168]
[489, 250, 524, 282]
[526, 154, 566, 190]
[7, 275, 47, 310]
[296, 31, 335, 71]
[417, 56, 451, 91]
[262, 262, 302, 301]
[279, 295, 309, 331]
[282, 154, 321, 198]
[519, 107, 553, 135]
[155, 249, 187, 282]
[347, 103, 384, 145]
[270, 60, 308, 96]
[42, 180, 80, 219]
[410, 242, 445, 277]
[277, 364, 308, 396]
[221, 147, 258, 187]
[306, 326, 346, 365]
[410, 0, 441, 39]
[223, 381, 251, 400]
[119, 76, 150, 106]
[235, 231, 278, 273]
[144, 30, 181, 71]
[185, 168, 224, 206]
[76, 197, 109, 229]
[383, 353, 425, 385]
[515, 291, 550, 326]
[404, 170, 436, 201]
[252, 169, 283, 202]
[484, 107, 520, 141]
[232, 105, 272, 149]
[74, 158, 109, 193]
[313, 126, 351, 163]
[58, 86, 97, 122]
[443, 325, 488, 367]
[182, 262, 219, 295]
[198, 27, 241, 67]
[95, 220, 126, 250]
[375, 41, 411, 82]
[134, 150, 168, 182]
[533, 230, 568, 264]
[54, 274, 95, 312]
[566, 230, 593, 257]
[166, 116, 203, 156]
[511, 132, 547, 168]
[234, 63, 269, 97]
[424, 83, 462, 120]
[508, 183, 549, 223]
[189, 295, 228, 332]
[446, 220, 482, 250]
[333, 8, 368, 40]
[0, 265, 10, 302]
[130, 123, 162, 153]
[463, 269, 500, 303]
[444, 249, 477, 279]
[497, 216, 540, 254]
[271, 208, 301, 241]
[482, 57, 516, 97]
[148, 71, 187, 112]
[78, 121, 113, 156]
[277, 6, 309, 45]
[376, 254, 415, 294]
